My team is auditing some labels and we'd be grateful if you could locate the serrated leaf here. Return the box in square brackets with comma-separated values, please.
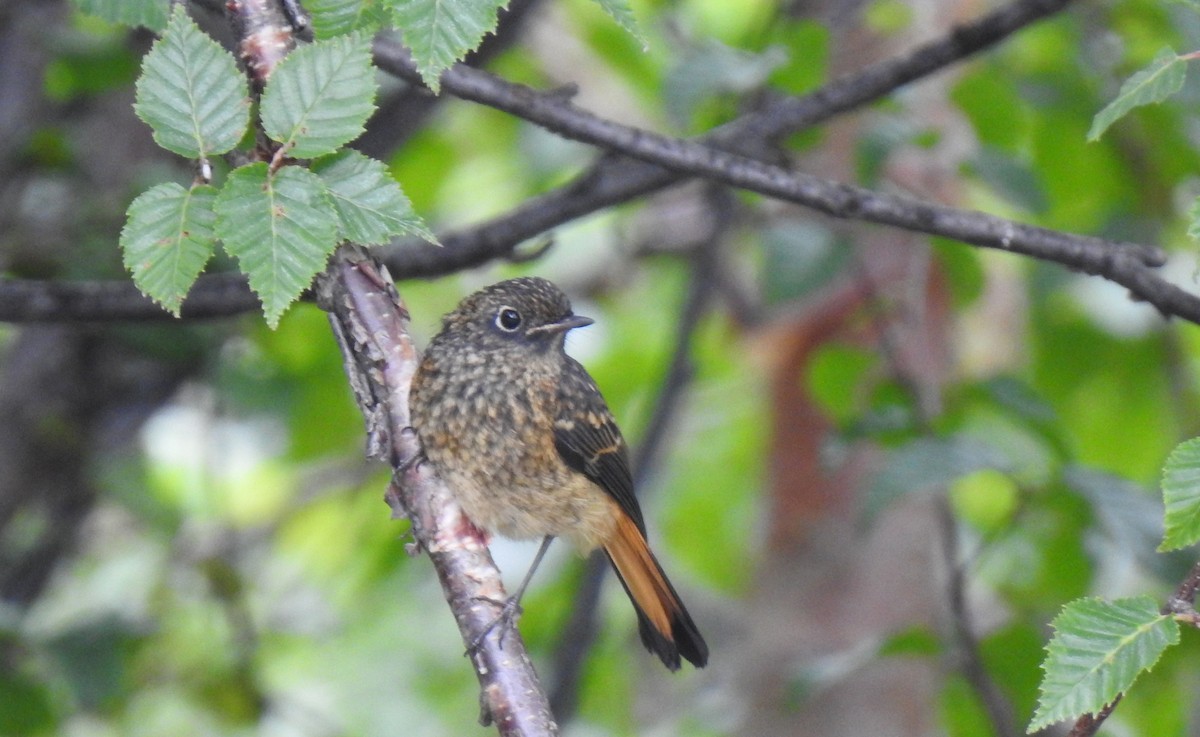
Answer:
[308, 0, 388, 38]
[71, 0, 169, 31]
[1159, 437, 1200, 551]
[1029, 596, 1178, 731]
[214, 164, 339, 327]
[120, 182, 217, 315]
[311, 150, 437, 245]
[134, 6, 250, 159]
[389, 0, 507, 92]
[589, 0, 647, 48]
[260, 33, 378, 159]
[1088, 48, 1185, 141]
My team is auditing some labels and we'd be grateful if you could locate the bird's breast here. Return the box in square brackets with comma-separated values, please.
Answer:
[411, 351, 615, 551]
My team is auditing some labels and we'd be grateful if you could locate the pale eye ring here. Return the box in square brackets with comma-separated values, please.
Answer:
[495, 306, 522, 331]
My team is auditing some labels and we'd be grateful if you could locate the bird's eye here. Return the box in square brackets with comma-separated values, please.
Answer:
[495, 307, 522, 332]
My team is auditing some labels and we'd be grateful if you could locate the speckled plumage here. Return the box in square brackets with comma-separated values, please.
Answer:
[409, 277, 708, 670]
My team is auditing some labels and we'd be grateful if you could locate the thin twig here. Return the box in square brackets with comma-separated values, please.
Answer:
[936, 499, 1019, 737]
[855, 257, 1017, 737]
[1163, 560, 1200, 616]
[1067, 695, 1121, 737]
[372, 35, 1181, 287]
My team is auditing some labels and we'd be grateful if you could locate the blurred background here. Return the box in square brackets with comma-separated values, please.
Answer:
[4, 0, 1200, 735]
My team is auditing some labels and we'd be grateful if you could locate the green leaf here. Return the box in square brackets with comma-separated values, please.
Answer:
[133, 5, 250, 159]
[1029, 596, 1179, 731]
[867, 436, 1012, 518]
[1159, 437, 1200, 551]
[1088, 48, 1185, 141]
[308, 0, 388, 39]
[589, 0, 646, 48]
[214, 164, 339, 327]
[389, 0, 507, 92]
[120, 182, 218, 315]
[71, 0, 168, 30]
[1067, 467, 1173, 576]
[260, 32, 378, 159]
[311, 150, 437, 245]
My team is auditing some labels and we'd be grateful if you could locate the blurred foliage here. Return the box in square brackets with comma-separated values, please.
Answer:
[6, 0, 1200, 735]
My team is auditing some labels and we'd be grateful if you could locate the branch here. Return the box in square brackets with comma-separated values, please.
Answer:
[373, 37, 1194, 319]
[317, 247, 557, 737]
[937, 499, 1019, 737]
[224, 4, 555, 733]
[734, 0, 1078, 144]
[0, 0, 1097, 323]
[855, 256, 1018, 737]
[1067, 696, 1121, 737]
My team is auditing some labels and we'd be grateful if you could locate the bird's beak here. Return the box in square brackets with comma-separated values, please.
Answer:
[530, 314, 594, 336]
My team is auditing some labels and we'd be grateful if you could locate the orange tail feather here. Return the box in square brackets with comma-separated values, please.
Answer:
[603, 511, 708, 670]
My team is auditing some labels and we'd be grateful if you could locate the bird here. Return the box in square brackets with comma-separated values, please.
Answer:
[408, 276, 708, 670]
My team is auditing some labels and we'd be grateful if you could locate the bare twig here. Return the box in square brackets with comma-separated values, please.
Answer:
[1163, 560, 1200, 616]
[936, 499, 1019, 737]
[855, 258, 1017, 737]
[317, 247, 556, 737]
[1067, 695, 1121, 737]
[371, 36, 1185, 299]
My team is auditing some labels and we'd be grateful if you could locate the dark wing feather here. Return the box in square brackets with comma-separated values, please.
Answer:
[553, 357, 645, 534]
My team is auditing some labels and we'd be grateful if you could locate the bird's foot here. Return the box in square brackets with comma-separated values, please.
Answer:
[466, 596, 524, 655]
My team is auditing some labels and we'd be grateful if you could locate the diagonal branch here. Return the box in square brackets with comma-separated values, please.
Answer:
[317, 247, 557, 737]
[227, 3, 554, 733]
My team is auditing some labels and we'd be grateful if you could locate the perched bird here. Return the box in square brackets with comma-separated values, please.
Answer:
[409, 277, 708, 670]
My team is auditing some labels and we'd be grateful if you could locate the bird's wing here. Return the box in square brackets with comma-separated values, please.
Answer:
[553, 357, 646, 535]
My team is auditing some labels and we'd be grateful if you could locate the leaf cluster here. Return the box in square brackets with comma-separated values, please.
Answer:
[117, 7, 436, 325]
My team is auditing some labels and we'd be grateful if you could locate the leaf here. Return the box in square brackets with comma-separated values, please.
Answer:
[214, 164, 339, 327]
[120, 183, 218, 315]
[1066, 467, 1167, 573]
[71, 0, 169, 31]
[308, 0, 388, 38]
[1088, 48, 1185, 141]
[1159, 437, 1200, 551]
[260, 32, 378, 159]
[1029, 597, 1178, 731]
[389, 0, 507, 92]
[311, 150, 437, 245]
[866, 436, 1012, 518]
[133, 5, 251, 159]
[589, 0, 647, 49]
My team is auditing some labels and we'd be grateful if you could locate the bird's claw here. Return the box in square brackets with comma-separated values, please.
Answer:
[465, 596, 524, 655]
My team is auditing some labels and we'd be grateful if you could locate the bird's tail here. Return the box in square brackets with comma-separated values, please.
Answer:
[603, 511, 708, 670]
